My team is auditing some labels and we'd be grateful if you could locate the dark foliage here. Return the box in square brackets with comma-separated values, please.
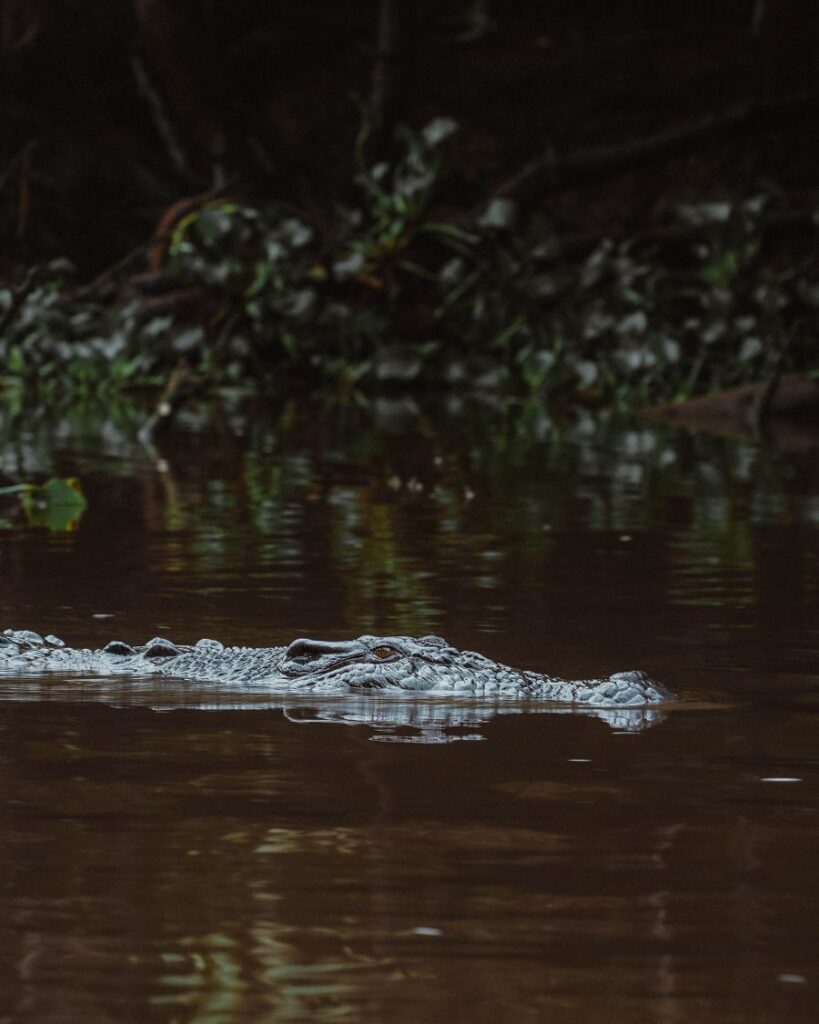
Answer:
[1, 1, 818, 408]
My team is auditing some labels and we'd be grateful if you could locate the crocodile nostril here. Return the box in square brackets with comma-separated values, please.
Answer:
[285, 638, 363, 663]
[285, 640, 319, 663]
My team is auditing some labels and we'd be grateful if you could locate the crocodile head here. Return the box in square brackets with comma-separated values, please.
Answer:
[279, 634, 468, 691]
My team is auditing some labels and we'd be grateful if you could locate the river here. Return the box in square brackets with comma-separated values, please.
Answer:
[1, 397, 817, 1022]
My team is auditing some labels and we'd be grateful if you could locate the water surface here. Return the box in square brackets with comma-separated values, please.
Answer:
[1, 399, 818, 1022]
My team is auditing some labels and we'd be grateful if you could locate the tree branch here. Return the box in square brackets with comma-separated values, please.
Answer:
[367, 0, 405, 159]
[132, 53, 192, 181]
[484, 90, 819, 213]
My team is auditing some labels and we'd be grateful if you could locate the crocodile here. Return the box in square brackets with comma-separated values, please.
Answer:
[0, 629, 672, 707]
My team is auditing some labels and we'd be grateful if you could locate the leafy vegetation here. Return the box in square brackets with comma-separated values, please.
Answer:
[1, 120, 817, 410]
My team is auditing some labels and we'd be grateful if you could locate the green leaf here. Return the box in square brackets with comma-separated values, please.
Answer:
[20, 477, 87, 531]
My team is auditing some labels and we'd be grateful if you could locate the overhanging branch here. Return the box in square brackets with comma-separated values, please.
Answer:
[485, 90, 819, 212]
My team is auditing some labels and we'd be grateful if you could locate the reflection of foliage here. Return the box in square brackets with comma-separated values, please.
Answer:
[1, 121, 817, 407]
[3, 399, 815, 635]
[328, 490, 439, 633]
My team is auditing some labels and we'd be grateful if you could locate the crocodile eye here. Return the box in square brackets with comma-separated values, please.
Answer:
[371, 645, 398, 660]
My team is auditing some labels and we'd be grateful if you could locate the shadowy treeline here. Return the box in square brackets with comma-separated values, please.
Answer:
[1, 2, 818, 413]
[3, 1, 816, 269]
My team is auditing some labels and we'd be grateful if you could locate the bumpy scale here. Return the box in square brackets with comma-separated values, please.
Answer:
[0, 630, 673, 707]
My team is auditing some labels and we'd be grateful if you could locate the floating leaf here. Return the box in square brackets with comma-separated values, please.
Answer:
[1, 477, 89, 532]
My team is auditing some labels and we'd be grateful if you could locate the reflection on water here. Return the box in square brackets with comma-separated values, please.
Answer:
[0, 397, 818, 1022]
[0, 673, 668, 740]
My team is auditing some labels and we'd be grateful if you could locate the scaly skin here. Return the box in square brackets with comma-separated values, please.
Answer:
[0, 630, 673, 707]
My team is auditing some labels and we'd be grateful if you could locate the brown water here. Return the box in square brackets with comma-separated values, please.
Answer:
[1, 399, 818, 1023]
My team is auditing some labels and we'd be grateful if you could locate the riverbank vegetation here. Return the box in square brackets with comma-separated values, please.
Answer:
[1, 2, 817, 419]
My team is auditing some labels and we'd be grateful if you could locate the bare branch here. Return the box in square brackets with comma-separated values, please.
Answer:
[484, 91, 819, 213]
[367, 0, 405, 157]
[132, 54, 192, 181]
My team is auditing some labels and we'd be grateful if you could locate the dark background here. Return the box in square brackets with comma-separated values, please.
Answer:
[2, 1, 817, 274]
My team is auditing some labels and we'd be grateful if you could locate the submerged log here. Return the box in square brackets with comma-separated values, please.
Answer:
[646, 373, 819, 449]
